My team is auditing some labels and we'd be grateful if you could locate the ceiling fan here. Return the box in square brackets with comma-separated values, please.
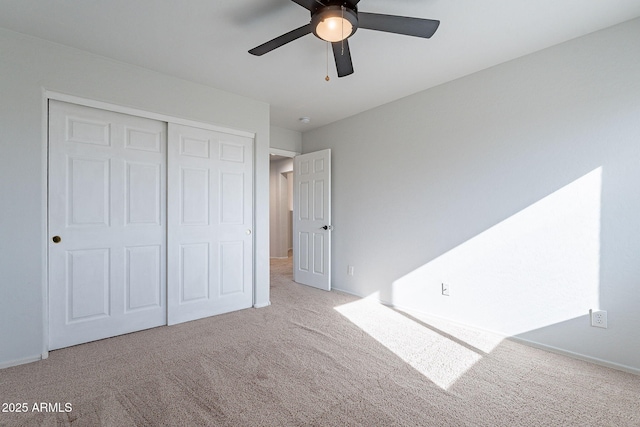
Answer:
[248, 0, 440, 78]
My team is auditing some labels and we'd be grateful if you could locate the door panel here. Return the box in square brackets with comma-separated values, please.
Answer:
[125, 245, 162, 311]
[299, 232, 310, 271]
[68, 157, 110, 226]
[293, 149, 331, 290]
[168, 124, 254, 325]
[67, 248, 110, 321]
[220, 241, 245, 295]
[126, 162, 161, 225]
[181, 167, 210, 225]
[313, 234, 324, 274]
[180, 243, 210, 302]
[220, 173, 244, 223]
[49, 100, 167, 350]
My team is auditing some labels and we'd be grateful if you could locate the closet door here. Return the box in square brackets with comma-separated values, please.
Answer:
[48, 100, 167, 350]
[167, 124, 254, 325]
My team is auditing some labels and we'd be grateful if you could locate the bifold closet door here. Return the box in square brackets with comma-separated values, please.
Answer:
[48, 100, 167, 350]
[167, 123, 254, 325]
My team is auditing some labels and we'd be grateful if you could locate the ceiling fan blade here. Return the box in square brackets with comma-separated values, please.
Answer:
[332, 40, 354, 77]
[249, 24, 313, 56]
[358, 12, 440, 38]
[290, 0, 320, 12]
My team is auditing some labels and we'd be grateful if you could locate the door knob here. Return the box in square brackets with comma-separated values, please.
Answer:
[52, 236, 62, 243]
[246, 229, 252, 235]
[322, 225, 333, 230]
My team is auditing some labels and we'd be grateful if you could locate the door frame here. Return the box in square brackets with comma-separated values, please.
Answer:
[42, 90, 257, 356]
[269, 148, 299, 158]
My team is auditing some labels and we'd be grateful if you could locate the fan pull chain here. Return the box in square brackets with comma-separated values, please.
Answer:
[341, 5, 345, 56]
[325, 42, 330, 81]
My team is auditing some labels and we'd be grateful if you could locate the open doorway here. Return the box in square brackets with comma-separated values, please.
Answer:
[270, 151, 295, 269]
[270, 148, 332, 290]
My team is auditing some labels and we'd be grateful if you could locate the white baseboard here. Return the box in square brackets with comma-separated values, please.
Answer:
[0, 354, 43, 370]
[331, 286, 360, 297]
[510, 336, 640, 376]
[331, 287, 640, 377]
[254, 301, 271, 309]
[391, 302, 640, 376]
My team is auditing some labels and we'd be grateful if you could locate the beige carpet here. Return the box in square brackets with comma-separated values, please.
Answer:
[1, 258, 639, 426]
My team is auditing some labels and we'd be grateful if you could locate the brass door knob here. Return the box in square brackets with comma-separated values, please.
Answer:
[52, 236, 61, 243]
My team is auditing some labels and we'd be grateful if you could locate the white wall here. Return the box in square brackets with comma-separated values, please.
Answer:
[270, 126, 302, 153]
[303, 18, 640, 372]
[0, 29, 270, 367]
[270, 158, 294, 258]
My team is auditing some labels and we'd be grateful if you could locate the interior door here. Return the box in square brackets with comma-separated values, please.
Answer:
[293, 149, 331, 290]
[48, 100, 167, 350]
[167, 123, 254, 325]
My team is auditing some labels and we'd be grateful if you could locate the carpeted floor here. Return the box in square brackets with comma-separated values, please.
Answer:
[1, 257, 639, 426]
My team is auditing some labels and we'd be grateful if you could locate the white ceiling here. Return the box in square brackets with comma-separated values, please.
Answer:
[1, 1, 639, 132]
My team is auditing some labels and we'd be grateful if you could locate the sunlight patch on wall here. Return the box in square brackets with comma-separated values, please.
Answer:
[392, 167, 602, 336]
[335, 294, 489, 390]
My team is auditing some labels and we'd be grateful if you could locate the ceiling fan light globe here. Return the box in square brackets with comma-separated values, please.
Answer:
[311, 5, 358, 43]
[316, 17, 353, 42]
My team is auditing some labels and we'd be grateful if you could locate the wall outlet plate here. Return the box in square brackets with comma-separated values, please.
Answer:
[590, 309, 607, 328]
[442, 283, 450, 296]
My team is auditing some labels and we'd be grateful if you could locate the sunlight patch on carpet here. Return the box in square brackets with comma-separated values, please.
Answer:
[335, 295, 487, 390]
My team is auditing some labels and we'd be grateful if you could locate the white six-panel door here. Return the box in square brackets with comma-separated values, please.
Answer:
[167, 124, 254, 325]
[48, 100, 167, 350]
[293, 149, 331, 291]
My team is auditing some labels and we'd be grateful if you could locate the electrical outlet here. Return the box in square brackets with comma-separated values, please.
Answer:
[590, 309, 607, 328]
[442, 283, 450, 296]
[347, 265, 354, 276]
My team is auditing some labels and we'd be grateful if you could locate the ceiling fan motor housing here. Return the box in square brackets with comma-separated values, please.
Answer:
[311, 4, 359, 41]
